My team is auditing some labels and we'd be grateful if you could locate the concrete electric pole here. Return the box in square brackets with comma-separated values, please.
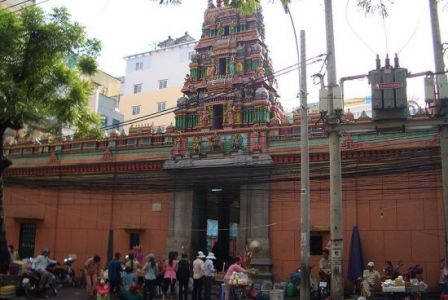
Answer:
[299, 30, 311, 300]
[429, 0, 448, 264]
[283, 3, 311, 298]
[324, 0, 344, 299]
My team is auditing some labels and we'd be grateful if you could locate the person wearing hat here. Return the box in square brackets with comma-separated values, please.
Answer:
[142, 253, 159, 300]
[192, 251, 206, 300]
[203, 252, 216, 300]
[33, 248, 57, 291]
[361, 261, 381, 299]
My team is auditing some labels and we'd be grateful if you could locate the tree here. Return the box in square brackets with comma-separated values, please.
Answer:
[0, 6, 102, 273]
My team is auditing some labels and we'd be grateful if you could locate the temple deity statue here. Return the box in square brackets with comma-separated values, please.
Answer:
[193, 136, 201, 154]
[229, 56, 236, 76]
[201, 110, 209, 127]
[227, 106, 235, 125]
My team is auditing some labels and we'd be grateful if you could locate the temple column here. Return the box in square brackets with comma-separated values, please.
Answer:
[166, 190, 194, 255]
[238, 179, 271, 278]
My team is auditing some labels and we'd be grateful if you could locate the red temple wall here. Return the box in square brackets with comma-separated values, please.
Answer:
[269, 170, 444, 289]
[4, 186, 170, 271]
[4, 168, 444, 289]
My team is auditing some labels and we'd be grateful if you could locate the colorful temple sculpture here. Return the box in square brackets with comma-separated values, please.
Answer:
[175, 0, 284, 133]
[2, 0, 447, 289]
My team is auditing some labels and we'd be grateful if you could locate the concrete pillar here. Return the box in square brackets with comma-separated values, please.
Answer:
[239, 181, 271, 277]
[166, 190, 194, 255]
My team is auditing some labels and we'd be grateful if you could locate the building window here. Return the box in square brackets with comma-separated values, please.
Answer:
[112, 118, 120, 130]
[218, 58, 227, 75]
[19, 223, 36, 259]
[134, 84, 142, 94]
[310, 235, 323, 256]
[157, 101, 166, 112]
[129, 232, 140, 250]
[224, 26, 230, 36]
[132, 105, 141, 115]
[159, 79, 168, 90]
[135, 62, 143, 71]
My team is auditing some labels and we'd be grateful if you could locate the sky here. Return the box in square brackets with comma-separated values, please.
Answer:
[40, 0, 448, 112]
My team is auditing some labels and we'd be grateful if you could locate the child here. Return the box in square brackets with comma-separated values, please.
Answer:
[96, 279, 110, 300]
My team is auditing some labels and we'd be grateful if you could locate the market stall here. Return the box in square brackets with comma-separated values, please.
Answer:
[382, 276, 427, 300]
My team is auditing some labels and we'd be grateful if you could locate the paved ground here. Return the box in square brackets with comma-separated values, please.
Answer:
[10, 287, 442, 300]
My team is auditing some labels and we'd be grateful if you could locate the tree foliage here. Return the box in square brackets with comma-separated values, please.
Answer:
[0, 6, 102, 138]
[0, 5, 102, 274]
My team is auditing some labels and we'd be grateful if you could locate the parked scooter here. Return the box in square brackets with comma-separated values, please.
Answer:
[18, 261, 58, 298]
[53, 256, 77, 286]
[317, 270, 331, 300]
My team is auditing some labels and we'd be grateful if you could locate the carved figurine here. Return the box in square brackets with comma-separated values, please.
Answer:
[201, 110, 209, 127]
[229, 56, 236, 76]
[193, 136, 201, 154]
[236, 61, 244, 74]
[227, 106, 235, 125]
[232, 133, 242, 151]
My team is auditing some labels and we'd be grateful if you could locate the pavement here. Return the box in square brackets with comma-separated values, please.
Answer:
[9, 287, 443, 300]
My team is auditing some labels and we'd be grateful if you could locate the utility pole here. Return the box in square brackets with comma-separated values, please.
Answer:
[324, 0, 344, 299]
[283, 4, 311, 299]
[429, 0, 448, 263]
[299, 30, 311, 300]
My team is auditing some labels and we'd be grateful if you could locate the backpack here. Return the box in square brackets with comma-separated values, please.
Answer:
[177, 259, 190, 281]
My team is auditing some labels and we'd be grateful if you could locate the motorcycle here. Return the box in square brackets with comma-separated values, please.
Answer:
[18, 262, 58, 298]
[53, 256, 77, 286]
[317, 270, 331, 300]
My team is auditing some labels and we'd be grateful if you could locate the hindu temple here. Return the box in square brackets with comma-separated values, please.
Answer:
[2, 0, 446, 289]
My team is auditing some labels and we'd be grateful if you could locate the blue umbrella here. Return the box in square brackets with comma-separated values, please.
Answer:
[348, 226, 364, 281]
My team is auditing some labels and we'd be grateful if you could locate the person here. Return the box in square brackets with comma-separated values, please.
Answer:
[33, 248, 57, 291]
[361, 261, 381, 299]
[8, 245, 19, 261]
[162, 252, 177, 299]
[135, 245, 144, 265]
[441, 258, 448, 293]
[96, 278, 110, 300]
[142, 253, 159, 300]
[383, 260, 399, 280]
[108, 252, 123, 296]
[204, 252, 216, 300]
[319, 249, 331, 282]
[121, 267, 142, 300]
[125, 253, 141, 274]
[85, 255, 102, 298]
[177, 253, 190, 300]
[223, 257, 246, 281]
[193, 251, 206, 300]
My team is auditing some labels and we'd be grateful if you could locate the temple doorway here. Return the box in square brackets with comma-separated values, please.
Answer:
[191, 184, 240, 271]
[212, 104, 224, 129]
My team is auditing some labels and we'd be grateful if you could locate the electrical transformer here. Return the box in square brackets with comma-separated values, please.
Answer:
[368, 54, 409, 121]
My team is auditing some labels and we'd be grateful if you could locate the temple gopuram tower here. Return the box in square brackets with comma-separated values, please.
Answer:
[174, 0, 284, 132]
[165, 0, 285, 279]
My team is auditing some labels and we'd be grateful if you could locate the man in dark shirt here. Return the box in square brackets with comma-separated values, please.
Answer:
[108, 252, 123, 296]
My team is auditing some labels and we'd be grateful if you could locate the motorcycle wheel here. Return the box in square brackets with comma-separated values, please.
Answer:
[23, 283, 37, 298]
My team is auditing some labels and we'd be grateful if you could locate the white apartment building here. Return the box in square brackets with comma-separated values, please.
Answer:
[120, 33, 197, 132]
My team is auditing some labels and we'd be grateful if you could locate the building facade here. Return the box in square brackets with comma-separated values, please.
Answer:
[2, 1, 447, 292]
[120, 33, 197, 132]
[88, 71, 124, 134]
